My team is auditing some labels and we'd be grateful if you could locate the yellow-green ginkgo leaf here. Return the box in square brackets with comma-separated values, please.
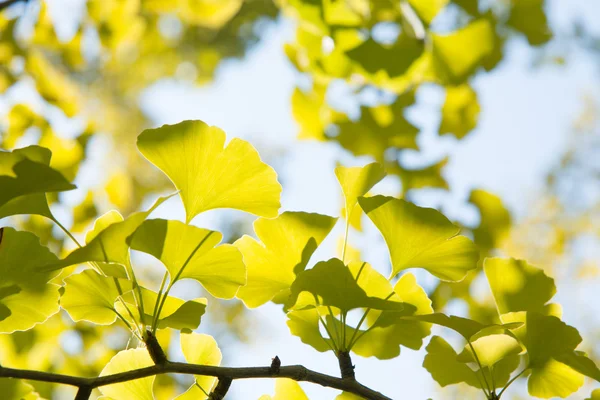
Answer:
[528, 358, 584, 399]
[137, 120, 282, 223]
[469, 189, 511, 251]
[0, 227, 61, 333]
[286, 307, 334, 353]
[557, 351, 600, 382]
[484, 258, 556, 315]
[288, 258, 406, 313]
[405, 312, 522, 341]
[351, 273, 432, 359]
[520, 313, 581, 367]
[431, 19, 494, 84]
[0, 379, 38, 400]
[175, 333, 222, 400]
[128, 219, 245, 299]
[60, 269, 133, 325]
[260, 379, 309, 400]
[586, 388, 600, 400]
[407, 0, 449, 24]
[44, 195, 174, 273]
[99, 348, 155, 400]
[0, 146, 75, 220]
[456, 333, 522, 367]
[335, 162, 386, 216]
[236, 212, 337, 308]
[359, 196, 479, 281]
[424, 336, 519, 390]
[439, 84, 480, 139]
[116, 287, 207, 331]
[179, 0, 243, 29]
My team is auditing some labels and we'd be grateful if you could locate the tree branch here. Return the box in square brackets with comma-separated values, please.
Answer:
[0, 0, 29, 12]
[0, 361, 392, 400]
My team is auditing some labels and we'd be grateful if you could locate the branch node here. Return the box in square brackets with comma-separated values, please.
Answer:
[270, 356, 281, 375]
[337, 351, 355, 380]
[208, 377, 232, 400]
[74, 386, 93, 400]
[143, 329, 168, 365]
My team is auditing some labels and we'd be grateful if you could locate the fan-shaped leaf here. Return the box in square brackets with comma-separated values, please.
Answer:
[137, 120, 281, 223]
[359, 195, 479, 281]
[99, 348, 155, 400]
[176, 333, 221, 399]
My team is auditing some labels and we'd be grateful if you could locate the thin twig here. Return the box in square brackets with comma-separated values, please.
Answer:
[0, 362, 392, 400]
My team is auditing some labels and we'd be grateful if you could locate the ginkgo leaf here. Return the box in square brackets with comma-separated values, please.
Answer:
[424, 336, 519, 390]
[407, 0, 449, 24]
[260, 379, 309, 400]
[456, 333, 522, 367]
[44, 195, 174, 273]
[0, 227, 61, 333]
[0, 379, 38, 400]
[405, 313, 522, 341]
[431, 19, 494, 84]
[236, 212, 337, 308]
[439, 84, 480, 139]
[358, 196, 479, 281]
[507, 0, 552, 46]
[585, 388, 600, 400]
[176, 333, 221, 399]
[484, 258, 556, 315]
[116, 287, 206, 331]
[179, 0, 243, 29]
[0, 146, 75, 220]
[350, 273, 432, 359]
[137, 120, 282, 223]
[528, 358, 584, 399]
[346, 35, 424, 77]
[288, 258, 406, 313]
[286, 307, 334, 353]
[61, 269, 132, 325]
[469, 189, 511, 251]
[128, 219, 245, 299]
[335, 163, 385, 214]
[99, 348, 155, 400]
[558, 351, 600, 382]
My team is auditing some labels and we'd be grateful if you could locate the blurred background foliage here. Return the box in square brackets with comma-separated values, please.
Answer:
[0, 0, 599, 398]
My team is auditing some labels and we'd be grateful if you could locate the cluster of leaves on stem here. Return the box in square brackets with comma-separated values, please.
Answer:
[1, 119, 599, 399]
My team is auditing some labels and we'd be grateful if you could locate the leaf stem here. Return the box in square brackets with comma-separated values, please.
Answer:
[497, 368, 526, 399]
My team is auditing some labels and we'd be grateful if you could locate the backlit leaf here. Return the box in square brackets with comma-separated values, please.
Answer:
[260, 379, 309, 400]
[236, 212, 337, 308]
[137, 120, 282, 223]
[286, 307, 334, 353]
[456, 333, 522, 367]
[176, 333, 221, 399]
[99, 348, 155, 400]
[128, 219, 245, 299]
[439, 84, 480, 139]
[359, 195, 479, 281]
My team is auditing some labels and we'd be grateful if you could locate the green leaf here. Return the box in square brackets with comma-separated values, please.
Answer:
[507, 0, 552, 46]
[439, 84, 480, 139]
[286, 307, 334, 353]
[456, 333, 522, 367]
[359, 195, 479, 281]
[0, 146, 75, 220]
[469, 189, 511, 251]
[260, 379, 309, 400]
[388, 157, 449, 192]
[431, 19, 494, 84]
[288, 258, 406, 313]
[528, 358, 584, 398]
[176, 333, 221, 399]
[99, 348, 155, 400]
[424, 336, 519, 390]
[60, 269, 132, 325]
[128, 218, 245, 299]
[405, 312, 522, 341]
[346, 35, 425, 77]
[586, 388, 600, 400]
[236, 212, 337, 308]
[117, 287, 206, 331]
[137, 120, 282, 223]
[484, 257, 556, 315]
[407, 0, 449, 24]
[335, 162, 386, 215]
[0, 379, 39, 400]
[0, 227, 61, 333]
[558, 351, 600, 382]
[44, 194, 174, 273]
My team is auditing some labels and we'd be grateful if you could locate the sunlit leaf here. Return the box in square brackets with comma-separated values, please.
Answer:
[359, 195, 479, 281]
[287, 307, 334, 353]
[439, 84, 480, 139]
[0, 379, 39, 400]
[335, 162, 386, 214]
[128, 219, 245, 299]
[99, 348, 155, 400]
[431, 19, 494, 84]
[260, 379, 309, 400]
[407, 0, 449, 24]
[61, 269, 132, 325]
[484, 257, 556, 315]
[137, 120, 282, 223]
[288, 258, 406, 312]
[346, 35, 424, 77]
[176, 333, 221, 399]
[507, 0, 552, 46]
[236, 212, 337, 308]
[456, 333, 522, 367]
[179, 0, 243, 29]
[528, 358, 584, 398]
[0, 228, 60, 333]
[71, 190, 98, 233]
[469, 189, 511, 251]
[45, 195, 174, 273]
